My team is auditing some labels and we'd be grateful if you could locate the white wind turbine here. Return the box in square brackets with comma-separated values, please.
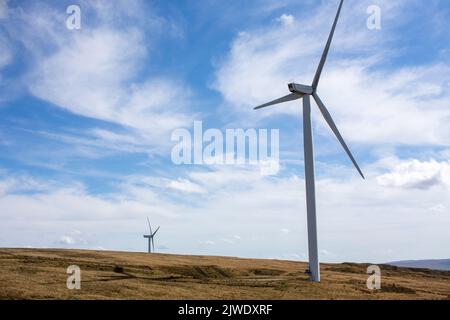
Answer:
[143, 217, 160, 253]
[254, 0, 364, 282]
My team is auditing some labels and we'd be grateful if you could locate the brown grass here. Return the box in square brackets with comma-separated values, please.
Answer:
[0, 248, 449, 300]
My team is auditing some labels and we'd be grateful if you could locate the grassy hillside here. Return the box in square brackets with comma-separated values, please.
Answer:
[0, 249, 449, 300]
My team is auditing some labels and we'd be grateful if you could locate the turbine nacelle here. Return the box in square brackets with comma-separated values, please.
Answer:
[288, 83, 314, 95]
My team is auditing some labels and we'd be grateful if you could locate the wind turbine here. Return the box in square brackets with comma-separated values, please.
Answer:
[254, 0, 364, 282]
[143, 217, 160, 253]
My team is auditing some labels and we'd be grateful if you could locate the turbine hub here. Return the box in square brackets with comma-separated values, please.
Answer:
[288, 83, 313, 95]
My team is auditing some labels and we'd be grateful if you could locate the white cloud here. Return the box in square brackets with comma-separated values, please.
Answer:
[259, 158, 280, 176]
[214, 1, 387, 115]
[58, 230, 88, 247]
[168, 179, 207, 194]
[6, 0, 192, 148]
[59, 236, 75, 245]
[276, 14, 295, 27]
[0, 176, 177, 222]
[28, 31, 191, 145]
[214, 1, 450, 146]
[318, 64, 450, 146]
[0, 173, 59, 195]
[1, 160, 450, 262]
[377, 159, 450, 189]
[29, 28, 144, 117]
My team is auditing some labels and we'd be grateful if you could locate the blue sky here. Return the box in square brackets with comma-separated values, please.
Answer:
[0, 0, 450, 263]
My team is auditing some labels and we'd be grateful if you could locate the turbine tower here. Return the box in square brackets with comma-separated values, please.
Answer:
[254, 0, 364, 282]
[143, 217, 160, 253]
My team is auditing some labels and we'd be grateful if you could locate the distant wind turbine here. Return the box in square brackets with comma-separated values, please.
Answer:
[143, 217, 160, 253]
[254, 0, 364, 282]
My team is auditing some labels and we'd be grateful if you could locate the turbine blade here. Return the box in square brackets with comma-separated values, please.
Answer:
[312, 93, 365, 179]
[312, 0, 344, 90]
[152, 226, 160, 237]
[254, 93, 302, 110]
[147, 217, 152, 235]
[152, 238, 155, 252]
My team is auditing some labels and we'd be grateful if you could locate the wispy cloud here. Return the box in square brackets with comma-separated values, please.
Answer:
[4, 0, 194, 148]
[214, 0, 450, 146]
[168, 178, 207, 194]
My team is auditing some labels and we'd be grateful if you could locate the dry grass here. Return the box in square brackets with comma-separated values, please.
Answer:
[0, 248, 449, 300]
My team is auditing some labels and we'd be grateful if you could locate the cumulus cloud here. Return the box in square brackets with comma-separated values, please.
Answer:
[276, 14, 295, 27]
[377, 159, 450, 189]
